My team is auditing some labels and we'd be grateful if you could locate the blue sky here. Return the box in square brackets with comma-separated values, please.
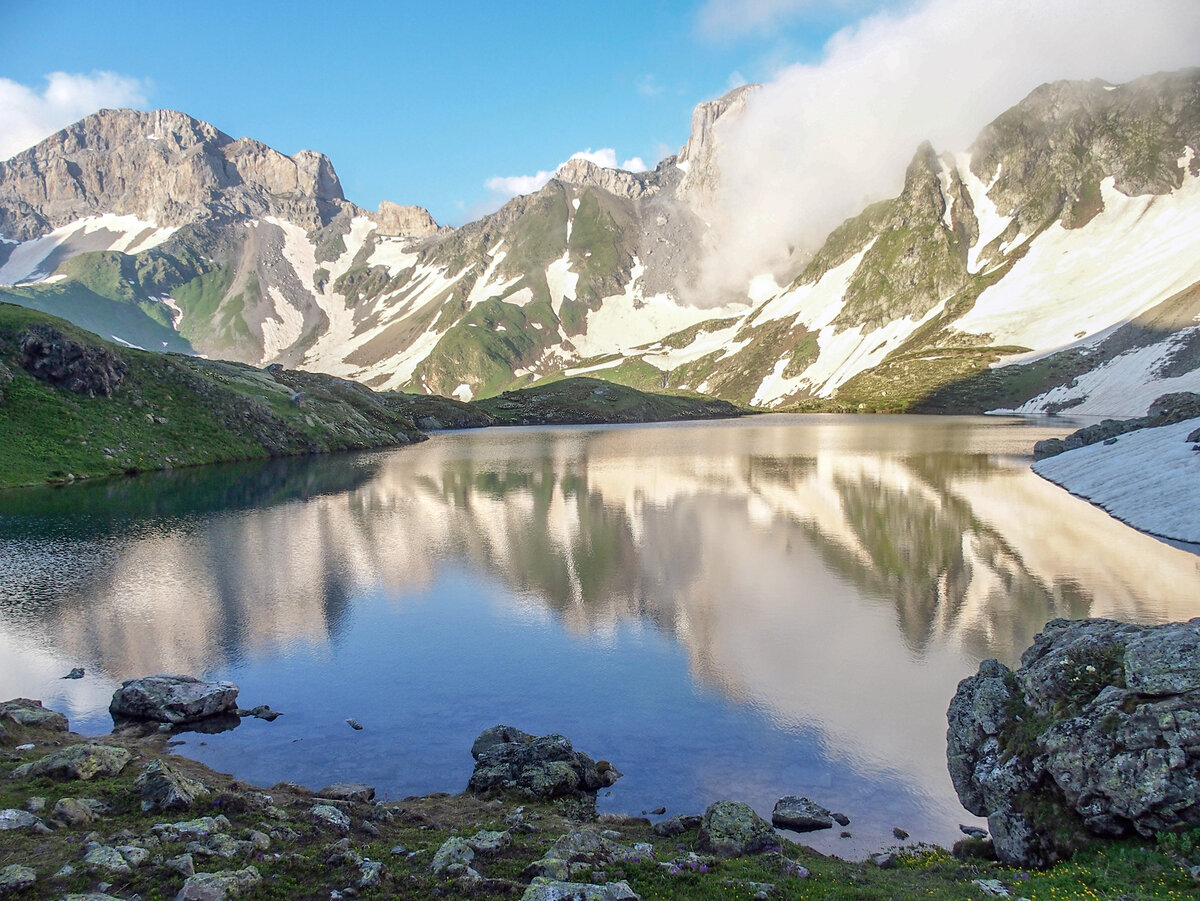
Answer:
[0, 0, 863, 225]
[3, 0, 1198, 238]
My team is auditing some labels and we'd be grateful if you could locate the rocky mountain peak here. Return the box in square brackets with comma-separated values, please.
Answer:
[677, 83, 760, 201]
[0, 108, 355, 240]
[372, 200, 440, 237]
[553, 158, 656, 201]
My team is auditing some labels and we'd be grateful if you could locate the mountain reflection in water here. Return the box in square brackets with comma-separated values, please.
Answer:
[3, 414, 1199, 855]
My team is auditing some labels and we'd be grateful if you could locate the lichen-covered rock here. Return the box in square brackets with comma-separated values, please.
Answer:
[697, 801, 777, 857]
[471, 724, 536, 760]
[110, 675, 239, 724]
[310, 804, 350, 833]
[520, 877, 640, 901]
[136, 759, 210, 812]
[175, 865, 262, 901]
[152, 815, 233, 842]
[83, 846, 133, 876]
[467, 728, 621, 799]
[947, 617, 1200, 866]
[14, 744, 131, 782]
[0, 809, 42, 831]
[431, 836, 475, 876]
[771, 797, 833, 832]
[19, 327, 127, 397]
[524, 829, 645, 881]
[0, 698, 69, 731]
[0, 863, 37, 895]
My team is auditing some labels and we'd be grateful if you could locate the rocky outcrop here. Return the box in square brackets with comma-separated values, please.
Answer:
[19, 327, 127, 397]
[947, 618, 1200, 866]
[555, 158, 657, 201]
[110, 674, 239, 725]
[466, 726, 621, 799]
[0, 698, 69, 731]
[372, 200, 439, 237]
[136, 759, 210, 812]
[0, 108, 351, 238]
[12, 744, 131, 782]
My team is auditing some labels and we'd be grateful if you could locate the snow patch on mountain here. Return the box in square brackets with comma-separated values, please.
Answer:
[545, 252, 579, 315]
[0, 214, 178, 284]
[1033, 417, 1200, 543]
[1004, 328, 1200, 418]
[957, 161, 1200, 357]
[755, 239, 876, 328]
[261, 285, 306, 362]
[368, 236, 419, 275]
[956, 155, 1011, 275]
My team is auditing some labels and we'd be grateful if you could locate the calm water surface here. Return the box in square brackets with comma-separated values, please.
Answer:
[4, 414, 1200, 857]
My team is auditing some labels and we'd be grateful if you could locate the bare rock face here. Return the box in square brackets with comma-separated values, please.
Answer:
[110, 674, 239, 725]
[554, 159, 657, 202]
[947, 618, 1200, 867]
[676, 83, 759, 204]
[372, 200, 439, 237]
[0, 108, 351, 239]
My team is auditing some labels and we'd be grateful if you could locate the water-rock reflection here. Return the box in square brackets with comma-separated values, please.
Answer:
[4, 415, 1200, 835]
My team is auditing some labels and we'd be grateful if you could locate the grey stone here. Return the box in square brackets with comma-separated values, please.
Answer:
[174, 866, 262, 901]
[153, 815, 234, 842]
[697, 800, 777, 857]
[431, 836, 474, 874]
[357, 859, 383, 888]
[467, 829, 511, 854]
[317, 781, 375, 803]
[770, 796, 833, 832]
[468, 728, 621, 799]
[947, 618, 1200, 866]
[0, 808, 42, 831]
[83, 846, 132, 876]
[16, 744, 131, 781]
[110, 675, 239, 724]
[310, 804, 350, 833]
[524, 829, 641, 881]
[471, 724, 536, 759]
[653, 814, 702, 837]
[24, 797, 46, 813]
[0, 698, 69, 731]
[136, 758, 210, 812]
[520, 877, 640, 901]
[167, 854, 196, 877]
[0, 864, 37, 895]
[50, 797, 103, 827]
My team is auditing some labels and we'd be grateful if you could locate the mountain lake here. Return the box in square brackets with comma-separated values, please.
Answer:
[3, 413, 1200, 857]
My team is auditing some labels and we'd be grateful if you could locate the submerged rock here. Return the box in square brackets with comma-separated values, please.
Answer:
[467, 727, 621, 799]
[110, 675, 239, 725]
[947, 617, 1200, 866]
[697, 801, 776, 857]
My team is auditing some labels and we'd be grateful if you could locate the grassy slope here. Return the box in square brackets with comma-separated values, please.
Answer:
[0, 715, 1196, 901]
[473, 376, 745, 426]
[0, 303, 424, 489]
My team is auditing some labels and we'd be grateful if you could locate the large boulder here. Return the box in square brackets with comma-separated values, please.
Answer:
[947, 618, 1200, 866]
[467, 727, 621, 799]
[110, 675, 238, 724]
[697, 800, 777, 857]
[136, 759, 210, 812]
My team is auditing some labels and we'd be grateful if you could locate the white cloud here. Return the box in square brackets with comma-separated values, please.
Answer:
[0, 71, 149, 161]
[483, 148, 650, 208]
[638, 74, 664, 97]
[693, 0, 1200, 301]
[697, 0, 865, 39]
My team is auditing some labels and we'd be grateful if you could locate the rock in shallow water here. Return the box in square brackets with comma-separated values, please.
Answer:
[110, 675, 239, 725]
[467, 727, 621, 799]
[771, 796, 833, 832]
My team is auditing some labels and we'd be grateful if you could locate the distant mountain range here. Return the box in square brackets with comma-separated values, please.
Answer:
[2, 68, 1199, 415]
